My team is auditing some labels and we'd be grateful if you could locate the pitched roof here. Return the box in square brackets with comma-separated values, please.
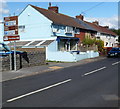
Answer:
[23, 5, 117, 36]
[85, 21, 117, 36]
[73, 18, 96, 31]
[30, 5, 85, 29]
[7, 40, 55, 48]
[99, 26, 117, 36]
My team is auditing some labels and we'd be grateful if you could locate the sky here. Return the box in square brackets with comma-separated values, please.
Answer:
[0, 1, 119, 29]
[0, 1, 118, 42]
[0, 1, 118, 29]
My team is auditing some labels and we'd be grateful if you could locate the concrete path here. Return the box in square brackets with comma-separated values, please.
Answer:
[1, 56, 106, 82]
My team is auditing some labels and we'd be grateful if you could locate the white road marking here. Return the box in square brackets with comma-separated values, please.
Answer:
[112, 61, 120, 65]
[82, 66, 106, 76]
[7, 79, 72, 103]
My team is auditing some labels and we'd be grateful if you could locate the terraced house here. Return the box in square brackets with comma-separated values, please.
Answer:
[12, 4, 118, 62]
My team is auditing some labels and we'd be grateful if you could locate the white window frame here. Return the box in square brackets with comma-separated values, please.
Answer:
[65, 26, 73, 33]
[52, 25, 60, 33]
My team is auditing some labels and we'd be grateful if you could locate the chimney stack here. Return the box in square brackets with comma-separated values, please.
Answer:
[103, 26, 109, 29]
[92, 21, 99, 25]
[48, 3, 59, 13]
[76, 14, 84, 21]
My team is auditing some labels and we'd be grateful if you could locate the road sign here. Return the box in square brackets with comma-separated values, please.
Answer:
[4, 16, 19, 42]
[3, 35, 20, 41]
[4, 16, 19, 71]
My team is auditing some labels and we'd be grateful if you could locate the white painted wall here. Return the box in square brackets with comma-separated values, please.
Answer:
[96, 32, 118, 47]
[18, 5, 52, 41]
[46, 40, 99, 62]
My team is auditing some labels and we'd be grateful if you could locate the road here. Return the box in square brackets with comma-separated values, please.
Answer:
[2, 57, 120, 107]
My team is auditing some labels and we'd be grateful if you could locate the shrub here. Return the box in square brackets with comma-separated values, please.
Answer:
[95, 40, 104, 52]
[82, 36, 96, 46]
[82, 35, 104, 52]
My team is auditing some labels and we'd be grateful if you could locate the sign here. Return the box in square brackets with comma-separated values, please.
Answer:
[4, 26, 18, 31]
[3, 35, 20, 41]
[4, 16, 18, 22]
[4, 16, 19, 41]
[4, 16, 19, 71]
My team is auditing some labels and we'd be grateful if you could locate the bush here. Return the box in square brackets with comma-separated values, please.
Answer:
[95, 40, 104, 52]
[82, 36, 104, 52]
[82, 36, 96, 46]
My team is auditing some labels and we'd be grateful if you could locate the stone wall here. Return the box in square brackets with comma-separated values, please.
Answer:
[1, 51, 46, 71]
[1, 56, 10, 71]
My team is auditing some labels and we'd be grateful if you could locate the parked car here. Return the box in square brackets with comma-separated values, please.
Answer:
[107, 47, 120, 57]
[0, 43, 24, 57]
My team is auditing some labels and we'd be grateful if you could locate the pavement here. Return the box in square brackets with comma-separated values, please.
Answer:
[1, 56, 106, 82]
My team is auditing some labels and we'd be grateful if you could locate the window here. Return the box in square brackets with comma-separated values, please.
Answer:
[96, 37, 100, 39]
[61, 26, 65, 30]
[52, 28, 60, 33]
[52, 25, 60, 33]
[106, 42, 108, 46]
[75, 28, 80, 34]
[65, 26, 73, 33]
[19, 25, 25, 32]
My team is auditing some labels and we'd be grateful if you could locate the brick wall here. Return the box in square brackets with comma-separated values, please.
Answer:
[75, 32, 85, 42]
[1, 51, 46, 71]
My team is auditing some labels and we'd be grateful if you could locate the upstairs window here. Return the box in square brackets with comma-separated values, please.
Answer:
[65, 26, 73, 33]
[75, 28, 80, 34]
[19, 25, 25, 32]
[52, 25, 60, 33]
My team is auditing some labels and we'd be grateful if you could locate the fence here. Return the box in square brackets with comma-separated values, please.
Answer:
[78, 45, 98, 52]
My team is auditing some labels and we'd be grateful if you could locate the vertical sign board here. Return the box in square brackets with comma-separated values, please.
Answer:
[3, 16, 20, 71]
[4, 16, 19, 40]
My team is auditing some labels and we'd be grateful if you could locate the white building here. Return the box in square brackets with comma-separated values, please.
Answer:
[87, 21, 118, 48]
[17, 4, 99, 62]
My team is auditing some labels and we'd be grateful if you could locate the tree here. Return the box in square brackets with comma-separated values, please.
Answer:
[110, 29, 120, 43]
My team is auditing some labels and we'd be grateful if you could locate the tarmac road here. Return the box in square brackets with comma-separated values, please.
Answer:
[2, 57, 120, 107]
